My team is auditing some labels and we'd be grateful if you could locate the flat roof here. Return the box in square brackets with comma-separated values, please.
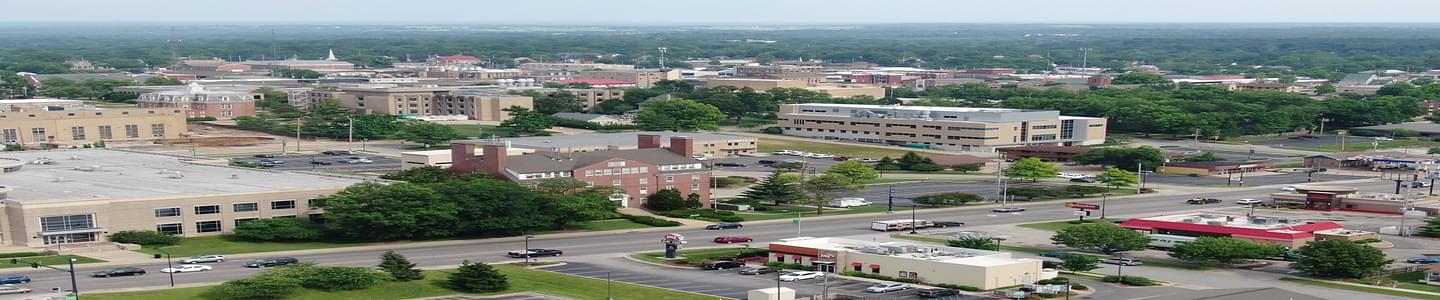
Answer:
[791, 103, 1035, 113]
[454, 131, 753, 149]
[0, 149, 372, 203]
[774, 237, 1033, 267]
[1122, 212, 1343, 241]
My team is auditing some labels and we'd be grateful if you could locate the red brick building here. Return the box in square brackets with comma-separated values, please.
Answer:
[449, 134, 711, 208]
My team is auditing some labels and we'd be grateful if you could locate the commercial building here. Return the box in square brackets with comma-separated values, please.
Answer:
[767, 237, 1052, 290]
[1269, 185, 1440, 215]
[331, 86, 454, 116]
[425, 132, 755, 171]
[702, 78, 809, 90]
[734, 65, 823, 76]
[449, 134, 712, 208]
[805, 85, 886, 98]
[0, 99, 186, 146]
[557, 79, 636, 89]
[0, 149, 373, 247]
[1119, 212, 1374, 249]
[575, 69, 682, 88]
[431, 90, 534, 122]
[550, 113, 632, 125]
[136, 83, 256, 119]
[777, 104, 1107, 152]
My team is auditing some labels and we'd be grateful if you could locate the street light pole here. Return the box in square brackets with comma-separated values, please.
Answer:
[908, 203, 918, 234]
[346, 116, 354, 151]
[523, 234, 532, 267]
[606, 271, 613, 300]
[157, 249, 175, 287]
[68, 258, 79, 299]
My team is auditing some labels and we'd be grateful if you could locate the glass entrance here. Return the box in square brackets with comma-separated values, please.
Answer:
[43, 233, 97, 245]
[815, 262, 836, 273]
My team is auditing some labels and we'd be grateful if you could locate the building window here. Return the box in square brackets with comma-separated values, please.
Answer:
[1, 129, 15, 143]
[1060, 119, 1075, 140]
[307, 198, 323, 208]
[151, 124, 165, 138]
[272, 200, 296, 210]
[666, 176, 675, 183]
[154, 208, 181, 217]
[308, 213, 326, 224]
[233, 203, 258, 212]
[70, 126, 86, 141]
[640, 188, 648, 194]
[40, 214, 95, 232]
[30, 128, 45, 142]
[194, 205, 220, 215]
[195, 220, 222, 233]
[234, 218, 258, 227]
[98, 125, 113, 140]
[156, 223, 183, 235]
[124, 125, 139, 138]
[639, 178, 648, 185]
[612, 179, 623, 186]
[275, 215, 297, 219]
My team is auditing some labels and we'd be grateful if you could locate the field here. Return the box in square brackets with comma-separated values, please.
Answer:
[630, 247, 767, 267]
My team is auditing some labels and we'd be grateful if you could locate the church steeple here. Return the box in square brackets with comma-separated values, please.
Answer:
[326, 49, 337, 61]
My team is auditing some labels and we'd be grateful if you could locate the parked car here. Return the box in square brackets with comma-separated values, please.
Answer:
[772, 150, 795, 155]
[778, 271, 823, 281]
[1236, 198, 1264, 205]
[344, 157, 374, 164]
[1406, 257, 1440, 264]
[179, 255, 225, 264]
[322, 150, 356, 155]
[692, 155, 709, 161]
[1069, 177, 1098, 183]
[310, 160, 333, 165]
[865, 283, 910, 293]
[0, 275, 30, 284]
[713, 162, 746, 167]
[91, 267, 146, 278]
[700, 261, 743, 270]
[992, 207, 1026, 213]
[1057, 173, 1088, 179]
[1411, 181, 1433, 188]
[757, 160, 778, 165]
[737, 267, 779, 275]
[1100, 258, 1143, 266]
[810, 154, 836, 159]
[242, 257, 299, 268]
[1186, 198, 1222, 204]
[932, 221, 966, 228]
[713, 236, 754, 243]
[858, 158, 880, 163]
[706, 222, 743, 230]
[258, 161, 276, 168]
[917, 288, 958, 298]
[260, 158, 285, 164]
[833, 156, 851, 161]
[507, 249, 563, 258]
[160, 264, 213, 273]
[781, 159, 804, 164]
[1039, 251, 1073, 258]
[0, 286, 31, 295]
[253, 154, 276, 158]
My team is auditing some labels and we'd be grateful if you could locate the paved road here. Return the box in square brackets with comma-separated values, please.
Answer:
[1143, 172, 1369, 186]
[0, 179, 1411, 299]
[230, 153, 401, 172]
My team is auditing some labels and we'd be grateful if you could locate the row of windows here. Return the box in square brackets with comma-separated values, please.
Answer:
[947, 127, 999, 131]
[1031, 134, 1058, 141]
[585, 167, 649, 177]
[1032, 125, 1058, 130]
[2, 124, 164, 143]
[155, 215, 324, 235]
[154, 200, 306, 217]
[659, 163, 703, 171]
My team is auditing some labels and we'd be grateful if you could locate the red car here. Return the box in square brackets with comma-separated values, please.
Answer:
[714, 236, 754, 243]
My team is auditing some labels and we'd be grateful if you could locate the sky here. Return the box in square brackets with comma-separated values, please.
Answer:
[10, 0, 1440, 24]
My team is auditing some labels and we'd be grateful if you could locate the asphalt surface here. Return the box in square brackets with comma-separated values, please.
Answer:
[229, 153, 401, 172]
[1251, 135, 1353, 148]
[1142, 172, 1369, 186]
[0, 179, 1412, 299]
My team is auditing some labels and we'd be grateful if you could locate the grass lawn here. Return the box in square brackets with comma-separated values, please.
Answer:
[1347, 271, 1440, 294]
[1018, 219, 1126, 232]
[1288, 140, 1440, 152]
[86, 264, 716, 300]
[1280, 277, 1440, 300]
[757, 138, 914, 159]
[631, 247, 767, 267]
[0, 255, 105, 269]
[444, 124, 559, 139]
[720, 116, 777, 128]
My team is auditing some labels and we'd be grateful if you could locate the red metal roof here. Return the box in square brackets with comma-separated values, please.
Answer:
[1119, 218, 1342, 241]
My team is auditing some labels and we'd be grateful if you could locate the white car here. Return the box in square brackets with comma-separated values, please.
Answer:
[0, 286, 30, 295]
[1281, 185, 1297, 192]
[1236, 198, 1264, 205]
[692, 155, 708, 161]
[160, 264, 213, 273]
[1057, 173, 1088, 179]
[179, 255, 225, 264]
[865, 283, 910, 293]
[1376, 137, 1394, 141]
[772, 150, 793, 155]
[778, 271, 824, 281]
[810, 154, 835, 159]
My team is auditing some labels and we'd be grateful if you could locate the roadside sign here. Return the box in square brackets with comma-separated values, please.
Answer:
[1065, 202, 1100, 210]
[1072, 210, 1091, 216]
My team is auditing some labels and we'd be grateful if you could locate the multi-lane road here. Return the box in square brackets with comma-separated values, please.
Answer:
[0, 178, 1410, 298]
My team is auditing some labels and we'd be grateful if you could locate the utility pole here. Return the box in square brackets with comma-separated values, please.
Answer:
[887, 185, 895, 212]
[295, 122, 302, 152]
[346, 116, 354, 151]
[1318, 117, 1330, 135]
[1136, 162, 1144, 194]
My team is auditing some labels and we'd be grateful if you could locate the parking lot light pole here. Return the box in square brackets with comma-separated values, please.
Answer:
[606, 271, 612, 300]
[523, 234, 533, 267]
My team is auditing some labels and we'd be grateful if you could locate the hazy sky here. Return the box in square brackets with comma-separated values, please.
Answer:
[11, 0, 1440, 24]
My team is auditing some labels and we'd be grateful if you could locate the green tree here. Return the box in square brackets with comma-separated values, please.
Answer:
[534, 178, 590, 195]
[633, 99, 726, 131]
[380, 166, 456, 184]
[203, 275, 303, 300]
[1007, 187, 1055, 201]
[946, 235, 998, 250]
[530, 91, 584, 114]
[377, 251, 425, 281]
[1183, 152, 1223, 162]
[643, 188, 686, 211]
[1064, 185, 1110, 197]
[297, 266, 388, 291]
[449, 260, 509, 293]
[800, 174, 855, 215]
[396, 121, 466, 148]
[1051, 223, 1150, 252]
[1072, 147, 1165, 170]
[824, 160, 879, 183]
[1098, 167, 1139, 190]
[740, 171, 803, 205]
[233, 218, 324, 241]
[897, 152, 934, 170]
[318, 182, 461, 240]
[1418, 217, 1440, 237]
[1005, 157, 1060, 182]
[541, 190, 620, 230]
[1058, 254, 1101, 273]
[499, 106, 553, 134]
[1291, 239, 1392, 278]
[142, 76, 183, 85]
[1315, 84, 1337, 95]
[107, 230, 180, 246]
[913, 192, 983, 206]
[1169, 237, 1286, 266]
[685, 193, 703, 209]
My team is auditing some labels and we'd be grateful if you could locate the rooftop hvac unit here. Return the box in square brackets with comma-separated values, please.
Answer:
[1252, 218, 1269, 225]
[1182, 218, 1199, 223]
[1207, 221, 1224, 225]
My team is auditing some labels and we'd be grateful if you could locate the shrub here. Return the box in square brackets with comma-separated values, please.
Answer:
[378, 251, 424, 281]
[621, 215, 682, 227]
[711, 176, 756, 188]
[186, 116, 218, 122]
[764, 262, 816, 271]
[203, 275, 303, 300]
[947, 235, 998, 250]
[936, 283, 981, 292]
[1392, 129, 1422, 137]
[108, 230, 180, 246]
[298, 266, 388, 291]
[233, 218, 324, 241]
[762, 127, 783, 134]
[951, 164, 982, 173]
[1036, 277, 1070, 285]
[908, 163, 945, 172]
[1353, 238, 1383, 244]
[449, 260, 509, 293]
[1348, 129, 1380, 137]
[717, 215, 745, 222]
[841, 271, 921, 284]
[1102, 275, 1158, 286]
[1069, 283, 1089, 290]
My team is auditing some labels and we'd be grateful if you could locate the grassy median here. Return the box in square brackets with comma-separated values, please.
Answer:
[86, 264, 716, 300]
[0, 255, 104, 269]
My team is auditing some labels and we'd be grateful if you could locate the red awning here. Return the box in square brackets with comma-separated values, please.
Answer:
[851, 262, 863, 267]
[775, 253, 785, 258]
[869, 264, 881, 269]
[790, 255, 802, 259]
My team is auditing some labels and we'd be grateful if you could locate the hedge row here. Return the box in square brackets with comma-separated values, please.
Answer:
[621, 215, 682, 227]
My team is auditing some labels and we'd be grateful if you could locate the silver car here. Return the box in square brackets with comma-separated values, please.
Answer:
[0, 285, 32, 294]
[179, 255, 225, 264]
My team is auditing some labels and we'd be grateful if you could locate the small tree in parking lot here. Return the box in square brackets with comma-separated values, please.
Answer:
[1058, 254, 1101, 273]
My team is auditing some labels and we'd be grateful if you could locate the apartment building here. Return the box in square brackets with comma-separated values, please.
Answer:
[449, 134, 712, 208]
[0, 99, 186, 146]
[431, 91, 534, 122]
[575, 69, 682, 88]
[0, 149, 372, 247]
[777, 104, 1107, 152]
[332, 86, 456, 117]
[136, 83, 256, 119]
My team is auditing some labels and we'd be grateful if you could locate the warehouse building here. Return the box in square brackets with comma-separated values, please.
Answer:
[767, 237, 1053, 290]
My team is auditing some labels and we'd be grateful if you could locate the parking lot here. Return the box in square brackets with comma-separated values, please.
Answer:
[543, 260, 981, 299]
[229, 153, 400, 172]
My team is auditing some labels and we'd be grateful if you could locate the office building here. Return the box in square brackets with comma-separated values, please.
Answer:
[0, 99, 186, 146]
[767, 237, 1052, 290]
[331, 86, 456, 117]
[136, 83, 256, 119]
[575, 69, 681, 88]
[1269, 185, 1440, 215]
[0, 149, 373, 246]
[777, 104, 1107, 152]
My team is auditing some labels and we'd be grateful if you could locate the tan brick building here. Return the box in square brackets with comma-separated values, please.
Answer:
[432, 92, 535, 122]
[333, 86, 456, 117]
[575, 69, 682, 88]
[137, 83, 257, 119]
[0, 99, 186, 146]
[777, 104, 1107, 152]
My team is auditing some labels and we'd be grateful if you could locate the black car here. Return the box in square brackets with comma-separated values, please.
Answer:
[706, 222, 743, 230]
[91, 267, 145, 278]
[1186, 198, 1222, 204]
[917, 289, 959, 298]
[1069, 177, 1097, 183]
[933, 221, 965, 228]
[253, 154, 276, 158]
[310, 160, 332, 165]
[507, 249, 563, 258]
[322, 150, 355, 155]
[756, 160, 777, 165]
[700, 261, 743, 270]
[242, 257, 300, 268]
[737, 267, 779, 275]
[713, 162, 746, 167]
